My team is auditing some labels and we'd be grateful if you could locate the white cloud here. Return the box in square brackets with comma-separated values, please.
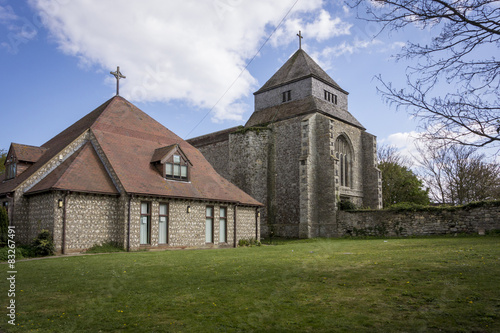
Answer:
[28, 0, 353, 122]
[379, 131, 423, 165]
[311, 38, 383, 70]
[270, 9, 352, 48]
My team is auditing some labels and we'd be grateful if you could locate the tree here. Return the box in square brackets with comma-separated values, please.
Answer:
[378, 145, 430, 207]
[417, 141, 500, 204]
[0, 149, 6, 175]
[351, 0, 500, 148]
[0, 207, 8, 247]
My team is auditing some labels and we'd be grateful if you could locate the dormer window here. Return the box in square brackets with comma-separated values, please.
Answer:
[165, 154, 188, 181]
[282, 90, 291, 103]
[151, 144, 192, 182]
[324, 90, 337, 105]
[5, 157, 16, 180]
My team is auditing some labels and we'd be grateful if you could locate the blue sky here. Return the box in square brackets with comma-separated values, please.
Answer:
[0, 0, 429, 158]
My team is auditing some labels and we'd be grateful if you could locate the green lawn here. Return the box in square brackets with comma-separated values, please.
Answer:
[1, 236, 500, 332]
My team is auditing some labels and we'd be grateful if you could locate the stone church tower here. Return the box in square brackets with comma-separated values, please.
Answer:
[188, 48, 382, 238]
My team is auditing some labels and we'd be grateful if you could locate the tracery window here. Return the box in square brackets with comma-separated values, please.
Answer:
[335, 135, 352, 188]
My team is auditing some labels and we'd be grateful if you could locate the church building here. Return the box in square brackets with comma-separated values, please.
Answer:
[188, 48, 382, 238]
[0, 96, 262, 253]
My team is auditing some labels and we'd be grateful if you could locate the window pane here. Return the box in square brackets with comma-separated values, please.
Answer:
[181, 165, 187, 178]
[206, 206, 213, 217]
[165, 163, 173, 176]
[140, 216, 150, 244]
[205, 219, 213, 243]
[141, 203, 149, 214]
[220, 207, 226, 218]
[159, 203, 167, 215]
[159, 216, 167, 244]
[173, 164, 180, 176]
[173, 155, 181, 163]
[220, 219, 226, 243]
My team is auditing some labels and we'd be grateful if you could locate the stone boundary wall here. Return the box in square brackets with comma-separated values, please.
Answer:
[337, 203, 500, 237]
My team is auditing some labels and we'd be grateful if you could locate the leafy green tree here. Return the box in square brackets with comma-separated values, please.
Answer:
[0, 149, 6, 175]
[378, 145, 430, 207]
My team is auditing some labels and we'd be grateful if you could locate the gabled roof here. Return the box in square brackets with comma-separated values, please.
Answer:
[245, 95, 365, 130]
[0, 98, 113, 194]
[26, 142, 119, 195]
[255, 49, 347, 94]
[2, 96, 261, 206]
[8, 144, 47, 163]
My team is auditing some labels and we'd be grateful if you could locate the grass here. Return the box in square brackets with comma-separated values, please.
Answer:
[1, 236, 500, 332]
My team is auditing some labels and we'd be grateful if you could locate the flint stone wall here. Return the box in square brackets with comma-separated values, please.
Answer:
[338, 203, 500, 237]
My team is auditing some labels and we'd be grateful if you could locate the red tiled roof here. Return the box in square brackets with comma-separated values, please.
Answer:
[2, 96, 261, 206]
[0, 98, 113, 194]
[10, 144, 47, 163]
[26, 142, 119, 195]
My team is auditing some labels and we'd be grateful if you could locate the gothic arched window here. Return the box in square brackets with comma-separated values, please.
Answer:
[335, 135, 352, 188]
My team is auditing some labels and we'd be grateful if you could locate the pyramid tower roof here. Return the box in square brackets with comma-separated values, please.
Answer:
[255, 49, 347, 95]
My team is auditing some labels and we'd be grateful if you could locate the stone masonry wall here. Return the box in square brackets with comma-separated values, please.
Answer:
[255, 79, 311, 111]
[128, 197, 258, 250]
[271, 118, 302, 237]
[337, 203, 500, 237]
[62, 193, 122, 253]
[361, 132, 383, 209]
[228, 129, 270, 236]
[27, 192, 56, 242]
[195, 140, 231, 181]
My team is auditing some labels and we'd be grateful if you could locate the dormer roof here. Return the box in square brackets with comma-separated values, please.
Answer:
[151, 144, 191, 165]
[255, 49, 348, 95]
[7, 143, 47, 164]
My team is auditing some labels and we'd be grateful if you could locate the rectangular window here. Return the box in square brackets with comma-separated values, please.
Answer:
[140, 202, 151, 245]
[282, 90, 291, 103]
[165, 163, 173, 176]
[159, 203, 168, 244]
[181, 165, 188, 178]
[205, 206, 214, 243]
[173, 155, 181, 163]
[6, 163, 16, 180]
[173, 164, 180, 177]
[219, 207, 227, 243]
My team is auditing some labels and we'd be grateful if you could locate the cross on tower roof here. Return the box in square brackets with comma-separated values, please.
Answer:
[110, 66, 126, 96]
[297, 30, 303, 49]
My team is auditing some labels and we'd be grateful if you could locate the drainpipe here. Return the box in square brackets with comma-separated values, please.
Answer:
[233, 204, 238, 248]
[127, 195, 132, 252]
[255, 208, 259, 240]
[61, 191, 68, 255]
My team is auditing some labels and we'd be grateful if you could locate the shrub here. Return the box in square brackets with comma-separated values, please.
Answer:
[338, 200, 357, 211]
[238, 238, 261, 247]
[32, 230, 55, 257]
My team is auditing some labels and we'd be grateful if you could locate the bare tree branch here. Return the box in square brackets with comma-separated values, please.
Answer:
[350, 0, 500, 148]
